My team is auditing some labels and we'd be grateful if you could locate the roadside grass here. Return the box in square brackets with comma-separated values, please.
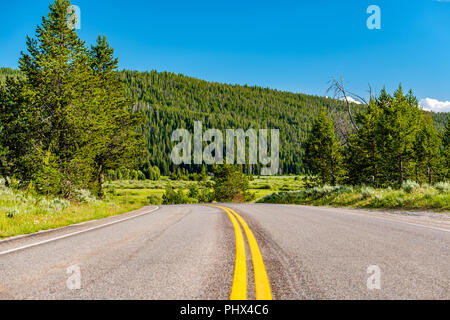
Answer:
[0, 178, 207, 239]
[2, 176, 447, 239]
[257, 183, 450, 212]
[0, 184, 142, 239]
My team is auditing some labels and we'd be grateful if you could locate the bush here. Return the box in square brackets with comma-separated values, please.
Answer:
[49, 198, 71, 211]
[6, 208, 19, 218]
[435, 182, 450, 193]
[72, 189, 97, 203]
[245, 192, 257, 202]
[401, 180, 420, 193]
[162, 185, 189, 205]
[188, 184, 200, 199]
[147, 195, 163, 205]
[303, 185, 353, 198]
[213, 165, 249, 202]
[361, 186, 375, 199]
[254, 184, 272, 190]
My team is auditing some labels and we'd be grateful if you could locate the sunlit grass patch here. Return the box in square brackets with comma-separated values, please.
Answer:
[258, 182, 449, 212]
[0, 183, 142, 239]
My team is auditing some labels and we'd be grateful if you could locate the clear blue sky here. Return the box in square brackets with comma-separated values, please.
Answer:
[1, 0, 449, 108]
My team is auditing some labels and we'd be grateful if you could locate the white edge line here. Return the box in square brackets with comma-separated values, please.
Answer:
[0, 206, 160, 256]
[389, 220, 450, 233]
[291, 204, 450, 233]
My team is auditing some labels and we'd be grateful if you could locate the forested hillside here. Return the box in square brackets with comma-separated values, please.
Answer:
[2, 67, 448, 175]
[120, 70, 361, 175]
[119, 70, 448, 175]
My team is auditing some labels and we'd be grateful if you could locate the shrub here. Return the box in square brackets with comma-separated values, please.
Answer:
[213, 165, 249, 202]
[147, 195, 163, 205]
[72, 189, 97, 203]
[245, 192, 257, 202]
[162, 185, 190, 205]
[335, 185, 354, 194]
[6, 208, 19, 218]
[401, 180, 420, 193]
[435, 182, 450, 193]
[361, 186, 375, 199]
[188, 184, 200, 199]
[303, 185, 353, 198]
[49, 198, 71, 211]
[255, 184, 272, 190]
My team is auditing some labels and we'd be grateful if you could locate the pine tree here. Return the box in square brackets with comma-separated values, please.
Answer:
[346, 97, 383, 186]
[0, 0, 142, 197]
[345, 86, 445, 187]
[89, 35, 144, 198]
[375, 86, 422, 186]
[304, 109, 344, 185]
[442, 119, 450, 179]
[347, 86, 422, 187]
[7, 0, 100, 196]
[413, 115, 441, 184]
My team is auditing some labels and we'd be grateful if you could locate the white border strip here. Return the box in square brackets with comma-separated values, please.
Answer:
[297, 205, 450, 233]
[0, 206, 160, 256]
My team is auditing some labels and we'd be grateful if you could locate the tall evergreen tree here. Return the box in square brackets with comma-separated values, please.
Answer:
[413, 115, 441, 184]
[442, 119, 450, 180]
[0, 0, 142, 197]
[304, 109, 344, 185]
[346, 86, 445, 187]
[375, 86, 422, 186]
[14, 0, 99, 195]
[89, 35, 144, 198]
[346, 97, 383, 186]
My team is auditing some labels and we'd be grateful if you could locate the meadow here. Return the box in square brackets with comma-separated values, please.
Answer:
[105, 177, 449, 211]
[1, 176, 448, 239]
[103, 176, 306, 206]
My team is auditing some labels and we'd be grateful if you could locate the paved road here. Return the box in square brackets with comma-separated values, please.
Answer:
[0, 204, 449, 300]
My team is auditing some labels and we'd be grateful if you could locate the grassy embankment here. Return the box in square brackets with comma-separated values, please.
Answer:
[0, 183, 142, 239]
[258, 182, 450, 212]
[105, 177, 449, 212]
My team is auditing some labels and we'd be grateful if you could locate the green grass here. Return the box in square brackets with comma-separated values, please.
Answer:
[104, 175, 306, 204]
[0, 178, 207, 239]
[2, 176, 447, 239]
[258, 183, 450, 212]
[249, 176, 305, 201]
[104, 178, 203, 205]
[0, 184, 142, 239]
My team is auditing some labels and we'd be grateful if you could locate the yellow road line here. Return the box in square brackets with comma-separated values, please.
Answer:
[225, 207, 273, 301]
[211, 205, 247, 300]
[211, 205, 273, 301]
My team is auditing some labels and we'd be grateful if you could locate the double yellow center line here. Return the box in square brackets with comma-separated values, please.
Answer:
[211, 205, 273, 301]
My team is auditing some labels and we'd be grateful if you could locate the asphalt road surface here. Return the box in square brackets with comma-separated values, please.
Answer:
[0, 204, 449, 300]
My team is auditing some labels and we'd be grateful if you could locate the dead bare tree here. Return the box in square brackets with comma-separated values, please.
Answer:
[334, 117, 352, 146]
[327, 77, 368, 133]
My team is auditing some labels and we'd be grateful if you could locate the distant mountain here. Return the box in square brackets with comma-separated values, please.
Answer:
[119, 70, 364, 175]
